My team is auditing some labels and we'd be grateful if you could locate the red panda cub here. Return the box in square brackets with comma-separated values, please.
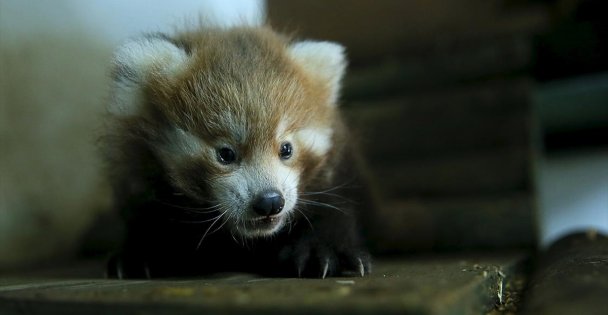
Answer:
[104, 25, 372, 278]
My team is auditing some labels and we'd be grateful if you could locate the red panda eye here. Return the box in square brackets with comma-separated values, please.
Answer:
[217, 147, 236, 164]
[279, 142, 293, 160]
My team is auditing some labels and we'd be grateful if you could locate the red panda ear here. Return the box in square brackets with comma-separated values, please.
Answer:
[288, 41, 347, 106]
[109, 34, 188, 116]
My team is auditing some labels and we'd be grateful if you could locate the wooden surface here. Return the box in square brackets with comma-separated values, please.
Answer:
[0, 254, 525, 315]
[268, 0, 548, 63]
[345, 79, 532, 158]
[521, 232, 608, 315]
[344, 79, 537, 252]
[343, 37, 533, 99]
[369, 195, 536, 253]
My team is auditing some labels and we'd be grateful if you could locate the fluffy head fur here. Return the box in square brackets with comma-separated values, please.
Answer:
[105, 25, 373, 279]
[107, 27, 347, 238]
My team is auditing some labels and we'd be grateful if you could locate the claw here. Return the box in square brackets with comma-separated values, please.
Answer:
[357, 258, 365, 277]
[294, 248, 309, 278]
[116, 257, 124, 279]
[144, 261, 151, 279]
[321, 258, 329, 279]
[116, 268, 123, 280]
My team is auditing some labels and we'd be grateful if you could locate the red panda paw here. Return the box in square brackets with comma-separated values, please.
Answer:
[279, 238, 371, 278]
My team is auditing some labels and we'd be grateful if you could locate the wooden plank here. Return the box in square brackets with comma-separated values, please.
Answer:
[365, 194, 536, 253]
[370, 147, 533, 197]
[345, 79, 533, 160]
[343, 37, 533, 99]
[268, 0, 548, 63]
[343, 80, 535, 196]
[0, 255, 526, 315]
[521, 232, 608, 315]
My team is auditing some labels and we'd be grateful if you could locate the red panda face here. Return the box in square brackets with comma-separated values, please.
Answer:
[108, 28, 346, 238]
[152, 86, 336, 238]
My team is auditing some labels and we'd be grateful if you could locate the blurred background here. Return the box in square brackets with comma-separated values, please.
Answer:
[0, 0, 606, 271]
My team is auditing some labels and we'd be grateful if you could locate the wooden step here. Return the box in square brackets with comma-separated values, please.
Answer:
[0, 254, 526, 315]
[521, 232, 608, 315]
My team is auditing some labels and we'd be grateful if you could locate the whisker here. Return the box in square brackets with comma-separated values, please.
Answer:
[298, 198, 348, 215]
[155, 200, 223, 214]
[301, 181, 353, 195]
[196, 210, 227, 250]
[282, 168, 292, 188]
[295, 207, 314, 231]
[209, 212, 231, 235]
[287, 212, 294, 234]
[175, 212, 225, 224]
[299, 191, 355, 203]
[229, 229, 240, 246]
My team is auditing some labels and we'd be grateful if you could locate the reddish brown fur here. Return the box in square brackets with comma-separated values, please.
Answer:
[111, 27, 343, 193]
[104, 25, 370, 278]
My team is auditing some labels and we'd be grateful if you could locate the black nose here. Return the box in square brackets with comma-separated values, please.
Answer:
[252, 190, 285, 216]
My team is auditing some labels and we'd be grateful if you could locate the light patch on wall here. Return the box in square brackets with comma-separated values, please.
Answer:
[0, 0, 265, 270]
[537, 148, 608, 247]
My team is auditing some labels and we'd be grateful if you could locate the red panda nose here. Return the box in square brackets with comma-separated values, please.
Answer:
[252, 190, 285, 216]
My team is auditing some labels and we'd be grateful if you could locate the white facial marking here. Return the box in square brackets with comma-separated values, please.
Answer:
[275, 162, 299, 216]
[296, 127, 333, 156]
[276, 118, 289, 139]
[163, 128, 205, 157]
[213, 158, 300, 238]
[156, 128, 208, 177]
